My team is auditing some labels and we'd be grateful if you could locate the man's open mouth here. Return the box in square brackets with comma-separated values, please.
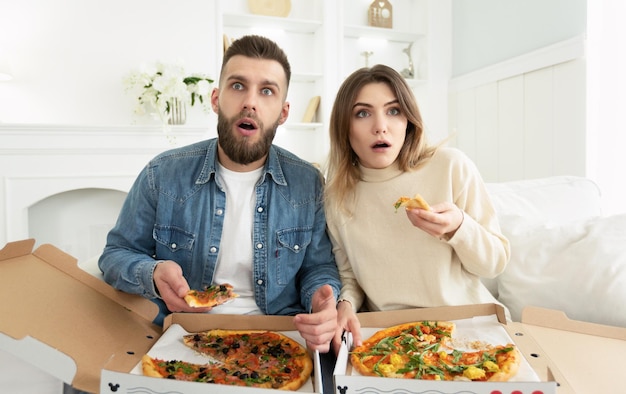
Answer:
[239, 121, 256, 130]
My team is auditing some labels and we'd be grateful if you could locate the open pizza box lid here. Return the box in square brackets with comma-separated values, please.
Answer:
[0, 239, 161, 392]
[333, 303, 626, 394]
[0, 240, 322, 393]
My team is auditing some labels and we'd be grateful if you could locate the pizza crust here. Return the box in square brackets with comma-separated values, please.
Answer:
[141, 354, 165, 378]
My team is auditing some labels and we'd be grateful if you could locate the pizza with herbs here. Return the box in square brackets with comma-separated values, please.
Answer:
[142, 329, 313, 390]
[350, 321, 521, 382]
[394, 193, 431, 212]
[184, 283, 239, 308]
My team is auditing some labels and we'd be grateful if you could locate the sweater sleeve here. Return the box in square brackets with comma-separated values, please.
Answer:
[445, 150, 511, 278]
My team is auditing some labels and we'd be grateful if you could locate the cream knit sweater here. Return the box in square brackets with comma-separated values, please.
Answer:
[327, 147, 510, 312]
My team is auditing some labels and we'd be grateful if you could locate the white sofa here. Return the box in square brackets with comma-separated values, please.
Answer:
[3, 175, 625, 394]
[485, 175, 626, 328]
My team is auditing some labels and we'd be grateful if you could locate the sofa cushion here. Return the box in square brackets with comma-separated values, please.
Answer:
[497, 214, 626, 327]
[482, 176, 603, 298]
[486, 176, 602, 227]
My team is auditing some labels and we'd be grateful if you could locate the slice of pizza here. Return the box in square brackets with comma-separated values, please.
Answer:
[184, 283, 239, 308]
[394, 193, 431, 212]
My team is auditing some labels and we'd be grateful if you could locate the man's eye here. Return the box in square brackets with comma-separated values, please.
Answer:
[261, 88, 273, 96]
[232, 82, 244, 90]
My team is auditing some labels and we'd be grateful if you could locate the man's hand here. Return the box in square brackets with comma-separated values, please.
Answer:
[153, 260, 211, 313]
[293, 284, 338, 353]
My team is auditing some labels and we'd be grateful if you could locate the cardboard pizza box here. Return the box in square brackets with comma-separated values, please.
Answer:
[0, 240, 322, 393]
[333, 304, 592, 394]
[101, 313, 323, 393]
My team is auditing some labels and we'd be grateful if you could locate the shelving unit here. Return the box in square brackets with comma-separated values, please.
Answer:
[212, 0, 444, 164]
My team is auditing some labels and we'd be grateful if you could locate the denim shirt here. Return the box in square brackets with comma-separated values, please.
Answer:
[99, 138, 340, 323]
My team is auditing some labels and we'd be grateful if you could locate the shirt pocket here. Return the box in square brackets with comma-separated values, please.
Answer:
[275, 227, 312, 285]
[153, 225, 195, 257]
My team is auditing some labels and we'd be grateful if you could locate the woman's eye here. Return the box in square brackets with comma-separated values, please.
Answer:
[232, 82, 244, 90]
[388, 107, 400, 116]
[261, 88, 273, 96]
[355, 110, 369, 118]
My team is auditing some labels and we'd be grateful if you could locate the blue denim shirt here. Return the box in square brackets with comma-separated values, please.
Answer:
[99, 138, 340, 324]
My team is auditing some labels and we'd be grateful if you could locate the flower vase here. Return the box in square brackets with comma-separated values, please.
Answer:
[168, 98, 186, 125]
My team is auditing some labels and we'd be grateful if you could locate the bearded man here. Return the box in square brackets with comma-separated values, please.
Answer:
[99, 35, 340, 353]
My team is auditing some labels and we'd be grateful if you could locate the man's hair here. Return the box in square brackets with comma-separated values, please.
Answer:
[221, 35, 291, 88]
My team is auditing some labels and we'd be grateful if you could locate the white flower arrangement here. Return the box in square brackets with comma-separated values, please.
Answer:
[124, 61, 214, 124]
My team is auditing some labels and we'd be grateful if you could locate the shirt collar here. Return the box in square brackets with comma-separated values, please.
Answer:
[195, 139, 287, 186]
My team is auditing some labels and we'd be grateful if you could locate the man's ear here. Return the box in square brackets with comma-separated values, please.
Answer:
[210, 88, 219, 114]
[278, 101, 290, 125]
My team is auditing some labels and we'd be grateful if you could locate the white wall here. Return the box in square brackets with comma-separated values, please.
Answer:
[587, 0, 626, 216]
[452, 0, 587, 76]
[0, 0, 219, 126]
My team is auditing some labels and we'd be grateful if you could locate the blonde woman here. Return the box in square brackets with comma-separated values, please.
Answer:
[325, 64, 510, 352]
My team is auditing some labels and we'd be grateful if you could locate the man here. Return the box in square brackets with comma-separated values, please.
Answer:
[99, 35, 340, 352]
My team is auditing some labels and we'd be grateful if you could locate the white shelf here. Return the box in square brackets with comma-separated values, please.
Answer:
[343, 25, 425, 43]
[223, 14, 322, 34]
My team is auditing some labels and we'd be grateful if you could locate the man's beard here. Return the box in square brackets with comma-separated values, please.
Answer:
[217, 109, 279, 165]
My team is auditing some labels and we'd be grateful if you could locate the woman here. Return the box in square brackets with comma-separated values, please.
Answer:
[324, 64, 510, 352]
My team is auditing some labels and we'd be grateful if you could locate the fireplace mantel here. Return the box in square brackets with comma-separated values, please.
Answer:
[0, 123, 213, 253]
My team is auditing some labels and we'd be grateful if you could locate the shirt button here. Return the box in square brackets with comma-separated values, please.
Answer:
[171, 243, 177, 249]
[210, 246, 217, 253]
[257, 279, 263, 285]
[256, 243, 263, 249]
[216, 209, 224, 215]
[257, 207, 263, 213]
[294, 244, 300, 251]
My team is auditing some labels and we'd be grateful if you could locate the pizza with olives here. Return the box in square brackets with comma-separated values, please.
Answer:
[184, 283, 239, 308]
[350, 321, 521, 382]
[142, 329, 313, 390]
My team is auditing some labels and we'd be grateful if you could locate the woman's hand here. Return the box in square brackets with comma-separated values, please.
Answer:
[405, 202, 464, 239]
[332, 300, 362, 355]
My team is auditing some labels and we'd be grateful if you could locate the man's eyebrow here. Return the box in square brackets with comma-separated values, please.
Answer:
[226, 74, 281, 90]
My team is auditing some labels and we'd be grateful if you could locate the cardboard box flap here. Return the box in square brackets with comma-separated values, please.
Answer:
[33, 242, 159, 322]
[522, 306, 626, 340]
[354, 303, 508, 326]
[0, 238, 36, 260]
[521, 306, 626, 394]
[0, 239, 162, 393]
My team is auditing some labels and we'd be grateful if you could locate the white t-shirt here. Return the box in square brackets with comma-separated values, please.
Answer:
[211, 163, 263, 315]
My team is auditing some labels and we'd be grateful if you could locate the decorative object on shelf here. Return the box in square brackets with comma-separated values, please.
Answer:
[400, 42, 414, 78]
[302, 96, 321, 123]
[368, 0, 393, 29]
[168, 98, 186, 125]
[248, 0, 291, 17]
[361, 51, 374, 67]
[223, 34, 234, 55]
[124, 61, 213, 125]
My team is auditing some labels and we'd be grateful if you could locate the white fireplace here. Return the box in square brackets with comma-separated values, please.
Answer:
[0, 124, 213, 262]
